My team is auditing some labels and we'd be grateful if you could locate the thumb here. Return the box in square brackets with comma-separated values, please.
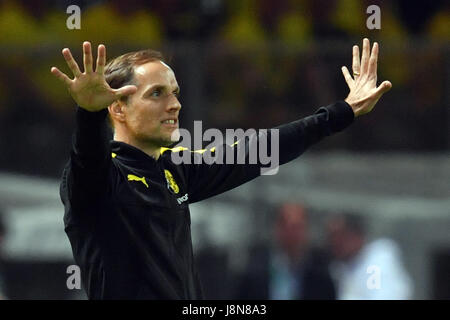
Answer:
[113, 85, 138, 99]
[375, 80, 392, 96]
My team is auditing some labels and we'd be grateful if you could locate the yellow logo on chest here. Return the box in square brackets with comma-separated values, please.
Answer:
[127, 174, 149, 188]
[164, 169, 179, 194]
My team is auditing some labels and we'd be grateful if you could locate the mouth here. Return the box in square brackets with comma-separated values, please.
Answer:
[161, 118, 178, 128]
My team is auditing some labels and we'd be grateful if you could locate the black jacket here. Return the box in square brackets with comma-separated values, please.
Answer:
[60, 101, 354, 299]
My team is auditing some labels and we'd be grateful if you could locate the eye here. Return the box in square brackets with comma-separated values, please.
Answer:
[150, 89, 161, 97]
[173, 90, 180, 98]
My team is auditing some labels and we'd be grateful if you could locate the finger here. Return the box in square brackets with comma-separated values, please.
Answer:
[341, 66, 354, 87]
[96, 44, 106, 74]
[83, 41, 93, 73]
[374, 80, 392, 97]
[368, 42, 379, 80]
[62, 48, 82, 77]
[50, 67, 72, 86]
[352, 45, 361, 77]
[112, 85, 138, 99]
[360, 38, 370, 76]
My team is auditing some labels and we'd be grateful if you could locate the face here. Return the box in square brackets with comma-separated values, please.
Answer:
[121, 61, 181, 147]
[326, 218, 362, 261]
[275, 204, 308, 253]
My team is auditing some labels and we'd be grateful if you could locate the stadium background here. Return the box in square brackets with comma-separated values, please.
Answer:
[0, 0, 448, 299]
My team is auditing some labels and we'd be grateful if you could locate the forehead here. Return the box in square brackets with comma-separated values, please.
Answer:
[133, 61, 178, 87]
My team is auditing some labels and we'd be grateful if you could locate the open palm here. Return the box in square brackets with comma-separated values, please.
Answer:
[342, 38, 392, 117]
[51, 42, 137, 112]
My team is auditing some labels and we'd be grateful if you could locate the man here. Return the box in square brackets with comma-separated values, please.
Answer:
[236, 203, 335, 300]
[51, 39, 391, 299]
[326, 213, 413, 299]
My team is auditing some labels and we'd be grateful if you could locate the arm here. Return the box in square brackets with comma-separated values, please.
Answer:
[185, 101, 353, 203]
[186, 38, 391, 203]
[52, 42, 136, 207]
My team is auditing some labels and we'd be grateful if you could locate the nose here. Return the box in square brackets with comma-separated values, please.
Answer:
[168, 94, 181, 112]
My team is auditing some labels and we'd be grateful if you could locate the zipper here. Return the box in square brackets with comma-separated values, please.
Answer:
[157, 161, 189, 297]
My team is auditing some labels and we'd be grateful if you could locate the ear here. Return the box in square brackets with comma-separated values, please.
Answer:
[108, 100, 126, 124]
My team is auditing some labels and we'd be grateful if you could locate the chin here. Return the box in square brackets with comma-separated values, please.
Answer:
[160, 139, 175, 147]
[161, 135, 180, 147]
[169, 128, 180, 142]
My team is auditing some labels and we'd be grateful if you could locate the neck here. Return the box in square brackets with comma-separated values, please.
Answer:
[113, 132, 161, 160]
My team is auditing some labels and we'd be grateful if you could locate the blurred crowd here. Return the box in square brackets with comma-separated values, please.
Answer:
[1, 0, 448, 43]
[195, 203, 413, 300]
[0, 0, 448, 178]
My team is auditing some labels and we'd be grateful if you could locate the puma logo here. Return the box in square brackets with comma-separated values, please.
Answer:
[127, 174, 149, 188]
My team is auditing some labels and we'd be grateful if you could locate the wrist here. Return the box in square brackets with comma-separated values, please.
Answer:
[344, 98, 363, 117]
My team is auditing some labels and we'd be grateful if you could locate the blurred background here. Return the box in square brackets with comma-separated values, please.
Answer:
[0, 0, 448, 299]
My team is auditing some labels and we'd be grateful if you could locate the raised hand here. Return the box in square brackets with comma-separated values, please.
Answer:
[341, 38, 392, 117]
[51, 42, 137, 112]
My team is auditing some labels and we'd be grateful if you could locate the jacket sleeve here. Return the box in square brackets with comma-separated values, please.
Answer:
[60, 107, 112, 210]
[183, 101, 354, 203]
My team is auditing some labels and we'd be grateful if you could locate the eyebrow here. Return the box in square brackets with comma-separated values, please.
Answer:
[143, 84, 180, 96]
